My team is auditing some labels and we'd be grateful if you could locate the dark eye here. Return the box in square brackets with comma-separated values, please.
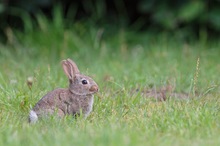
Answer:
[82, 80, 88, 85]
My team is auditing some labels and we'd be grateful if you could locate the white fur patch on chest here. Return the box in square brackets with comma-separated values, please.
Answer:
[84, 95, 94, 117]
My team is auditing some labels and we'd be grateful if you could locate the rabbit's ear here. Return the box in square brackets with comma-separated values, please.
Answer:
[62, 60, 75, 80]
[61, 59, 80, 80]
[66, 59, 80, 74]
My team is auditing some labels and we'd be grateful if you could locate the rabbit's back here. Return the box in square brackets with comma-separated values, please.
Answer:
[33, 88, 67, 112]
[29, 88, 67, 123]
[29, 88, 94, 123]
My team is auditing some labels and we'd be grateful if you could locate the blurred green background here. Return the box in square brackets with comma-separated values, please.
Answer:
[0, 0, 220, 42]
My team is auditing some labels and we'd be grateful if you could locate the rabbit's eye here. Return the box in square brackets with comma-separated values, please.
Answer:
[82, 80, 88, 85]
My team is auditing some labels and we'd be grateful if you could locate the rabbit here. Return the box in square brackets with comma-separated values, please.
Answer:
[29, 58, 99, 123]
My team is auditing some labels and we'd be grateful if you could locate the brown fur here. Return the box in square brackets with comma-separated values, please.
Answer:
[29, 59, 98, 123]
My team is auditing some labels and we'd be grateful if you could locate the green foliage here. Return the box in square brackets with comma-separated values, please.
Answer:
[138, 0, 219, 33]
[0, 0, 220, 40]
[208, 8, 220, 31]
[178, 1, 205, 22]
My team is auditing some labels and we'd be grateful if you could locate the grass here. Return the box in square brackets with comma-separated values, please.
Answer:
[0, 21, 220, 146]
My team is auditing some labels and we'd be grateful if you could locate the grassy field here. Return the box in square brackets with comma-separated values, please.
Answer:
[0, 24, 220, 146]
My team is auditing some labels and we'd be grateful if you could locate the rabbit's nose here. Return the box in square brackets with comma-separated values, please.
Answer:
[89, 85, 99, 92]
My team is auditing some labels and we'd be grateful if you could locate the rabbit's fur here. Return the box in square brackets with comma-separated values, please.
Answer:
[29, 59, 99, 123]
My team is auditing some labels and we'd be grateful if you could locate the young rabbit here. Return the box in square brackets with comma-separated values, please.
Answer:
[29, 59, 99, 123]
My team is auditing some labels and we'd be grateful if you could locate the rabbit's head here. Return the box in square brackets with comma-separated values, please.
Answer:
[62, 59, 99, 95]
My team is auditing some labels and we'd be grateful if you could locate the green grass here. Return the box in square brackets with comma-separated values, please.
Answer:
[0, 23, 220, 146]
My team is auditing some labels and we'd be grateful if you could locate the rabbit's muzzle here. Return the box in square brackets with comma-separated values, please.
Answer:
[89, 85, 99, 93]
